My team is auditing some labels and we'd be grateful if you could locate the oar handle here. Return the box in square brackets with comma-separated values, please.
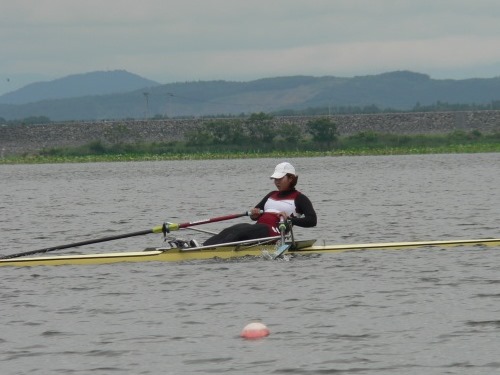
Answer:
[164, 211, 251, 232]
[278, 216, 287, 242]
[278, 216, 288, 233]
[271, 217, 291, 260]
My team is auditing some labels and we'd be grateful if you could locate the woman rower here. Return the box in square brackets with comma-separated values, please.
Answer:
[203, 162, 317, 246]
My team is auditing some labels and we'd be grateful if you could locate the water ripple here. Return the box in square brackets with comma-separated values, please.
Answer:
[1, 154, 500, 374]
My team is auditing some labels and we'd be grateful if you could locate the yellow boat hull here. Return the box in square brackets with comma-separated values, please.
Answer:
[1, 238, 499, 267]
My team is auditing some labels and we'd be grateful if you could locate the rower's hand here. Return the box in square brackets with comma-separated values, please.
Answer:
[249, 208, 262, 220]
[278, 213, 291, 233]
[278, 212, 289, 220]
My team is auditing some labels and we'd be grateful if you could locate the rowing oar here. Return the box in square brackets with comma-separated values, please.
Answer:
[0, 211, 251, 260]
[271, 217, 292, 259]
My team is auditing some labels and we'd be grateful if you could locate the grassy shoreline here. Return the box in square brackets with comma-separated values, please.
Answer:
[1, 143, 499, 165]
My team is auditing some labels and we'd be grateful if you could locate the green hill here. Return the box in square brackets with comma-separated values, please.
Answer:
[1, 71, 500, 121]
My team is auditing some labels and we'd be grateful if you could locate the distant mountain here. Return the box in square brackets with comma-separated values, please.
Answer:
[0, 70, 159, 105]
[1, 71, 500, 121]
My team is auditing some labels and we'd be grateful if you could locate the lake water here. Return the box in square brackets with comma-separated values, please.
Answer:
[1, 154, 500, 374]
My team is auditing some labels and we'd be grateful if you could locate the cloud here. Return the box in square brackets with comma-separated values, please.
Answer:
[1, 0, 500, 95]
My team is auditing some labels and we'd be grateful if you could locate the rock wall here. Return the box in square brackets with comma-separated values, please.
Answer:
[1, 111, 499, 156]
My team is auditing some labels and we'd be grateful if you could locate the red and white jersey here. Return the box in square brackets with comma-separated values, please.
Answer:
[254, 188, 316, 236]
[256, 190, 301, 235]
[263, 190, 300, 217]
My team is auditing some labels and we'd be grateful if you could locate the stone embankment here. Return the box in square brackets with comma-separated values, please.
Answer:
[1, 111, 499, 156]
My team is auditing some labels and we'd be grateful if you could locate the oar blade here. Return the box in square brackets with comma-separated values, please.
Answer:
[271, 243, 291, 259]
[0, 227, 161, 260]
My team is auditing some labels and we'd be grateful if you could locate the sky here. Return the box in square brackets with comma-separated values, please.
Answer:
[2, 0, 500, 95]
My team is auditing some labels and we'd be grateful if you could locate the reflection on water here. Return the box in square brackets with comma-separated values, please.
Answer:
[1, 153, 499, 374]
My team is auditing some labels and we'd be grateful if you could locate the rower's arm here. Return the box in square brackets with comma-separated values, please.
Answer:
[291, 194, 317, 227]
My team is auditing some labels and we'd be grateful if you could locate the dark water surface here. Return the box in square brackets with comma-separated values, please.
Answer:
[1, 154, 499, 374]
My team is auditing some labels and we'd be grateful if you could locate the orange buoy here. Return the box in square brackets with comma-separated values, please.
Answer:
[240, 322, 270, 339]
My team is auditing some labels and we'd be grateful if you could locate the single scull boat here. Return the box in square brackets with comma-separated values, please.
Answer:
[1, 237, 499, 267]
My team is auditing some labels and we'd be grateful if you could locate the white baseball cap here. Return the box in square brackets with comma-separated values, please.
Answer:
[270, 162, 296, 179]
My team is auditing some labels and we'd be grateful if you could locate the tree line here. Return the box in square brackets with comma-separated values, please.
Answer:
[3, 100, 500, 125]
[274, 100, 500, 116]
[33, 110, 499, 159]
[0, 116, 51, 126]
[185, 113, 338, 150]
